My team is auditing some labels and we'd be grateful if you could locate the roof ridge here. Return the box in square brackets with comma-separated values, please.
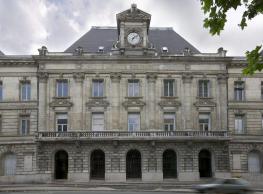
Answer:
[91, 26, 174, 30]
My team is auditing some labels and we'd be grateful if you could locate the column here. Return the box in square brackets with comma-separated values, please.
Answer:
[110, 73, 121, 130]
[182, 73, 193, 130]
[73, 72, 85, 130]
[217, 73, 228, 130]
[38, 72, 48, 131]
[147, 73, 157, 130]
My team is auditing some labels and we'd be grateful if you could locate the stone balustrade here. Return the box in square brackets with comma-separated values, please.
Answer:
[35, 130, 230, 141]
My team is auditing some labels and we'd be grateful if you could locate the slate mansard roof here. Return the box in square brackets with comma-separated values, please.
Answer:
[65, 26, 200, 54]
[0, 50, 4, 56]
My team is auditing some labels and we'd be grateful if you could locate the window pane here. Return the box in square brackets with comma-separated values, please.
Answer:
[20, 117, 29, 135]
[164, 113, 175, 131]
[56, 113, 68, 132]
[164, 80, 174, 97]
[0, 82, 3, 101]
[199, 113, 210, 131]
[57, 80, 68, 97]
[4, 154, 16, 176]
[128, 113, 140, 131]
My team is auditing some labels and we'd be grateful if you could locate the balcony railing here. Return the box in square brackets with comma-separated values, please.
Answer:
[35, 130, 230, 141]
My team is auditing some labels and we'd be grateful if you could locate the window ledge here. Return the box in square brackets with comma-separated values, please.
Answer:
[125, 96, 143, 99]
[53, 96, 70, 99]
[196, 97, 213, 99]
[90, 96, 106, 99]
[161, 96, 178, 99]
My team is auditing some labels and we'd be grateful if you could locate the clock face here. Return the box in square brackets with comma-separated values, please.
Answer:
[127, 32, 141, 45]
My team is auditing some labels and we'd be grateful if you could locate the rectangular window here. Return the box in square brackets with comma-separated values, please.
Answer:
[20, 116, 30, 135]
[164, 80, 174, 97]
[0, 115, 2, 133]
[199, 80, 210, 97]
[56, 80, 68, 97]
[199, 113, 210, 131]
[0, 81, 3, 101]
[235, 115, 245, 134]
[56, 113, 68, 132]
[163, 113, 176, 131]
[92, 113, 104, 131]
[261, 115, 263, 130]
[20, 81, 31, 101]
[261, 82, 263, 100]
[128, 113, 140, 132]
[92, 80, 104, 97]
[234, 81, 245, 101]
[128, 80, 140, 97]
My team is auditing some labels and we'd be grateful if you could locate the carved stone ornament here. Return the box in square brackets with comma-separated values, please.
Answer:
[74, 46, 84, 56]
[217, 73, 228, 84]
[182, 73, 193, 83]
[110, 72, 121, 82]
[116, 4, 151, 22]
[146, 73, 157, 82]
[49, 98, 73, 108]
[38, 72, 48, 82]
[73, 72, 85, 82]
[38, 46, 48, 56]
[158, 99, 181, 108]
[86, 98, 110, 109]
[194, 98, 216, 107]
[122, 98, 146, 109]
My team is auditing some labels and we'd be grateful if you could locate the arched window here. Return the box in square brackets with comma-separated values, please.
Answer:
[163, 149, 177, 178]
[248, 150, 261, 173]
[199, 149, 212, 178]
[90, 149, 105, 179]
[126, 149, 141, 179]
[2, 153, 16, 176]
[54, 150, 68, 179]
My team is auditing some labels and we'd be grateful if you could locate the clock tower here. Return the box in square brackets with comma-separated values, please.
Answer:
[115, 4, 154, 55]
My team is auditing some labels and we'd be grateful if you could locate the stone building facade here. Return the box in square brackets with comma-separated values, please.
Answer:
[0, 5, 262, 183]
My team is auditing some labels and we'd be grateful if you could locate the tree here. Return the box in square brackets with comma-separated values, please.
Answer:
[200, 0, 263, 74]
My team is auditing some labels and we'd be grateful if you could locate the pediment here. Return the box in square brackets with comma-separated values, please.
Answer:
[49, 98, 73, 108]
[122, 98, 146, 109]
[86, 98, 110, 109]
[158, 99, 181, 108]
[194, 98, 216, 107]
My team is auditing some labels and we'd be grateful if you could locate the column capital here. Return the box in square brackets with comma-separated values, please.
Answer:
[73, 72, 85, 82]
[38, 72, 48, 83]
[217, 73, 228, 84]
[146, 73, 157, 83]
[110, 72, 122, 82]
[182, 73, 193, 83]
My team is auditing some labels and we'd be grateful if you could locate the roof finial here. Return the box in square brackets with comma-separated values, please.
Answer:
[131, 3, 137, 12]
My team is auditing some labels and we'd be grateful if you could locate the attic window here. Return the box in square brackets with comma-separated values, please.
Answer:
[162, 47, 168, 53]
[98, 46, 104, 53]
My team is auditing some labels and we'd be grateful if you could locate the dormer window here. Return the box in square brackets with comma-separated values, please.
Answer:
[98, 46, 104, 53]
[162, 47, 168, 53]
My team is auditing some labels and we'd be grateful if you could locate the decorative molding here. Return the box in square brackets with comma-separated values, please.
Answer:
[38, 72, 48, 83]
[122, 98, 145, 110]
[146, 73, 157, 83]
[117, 4, 151, 22]
[86, 98, 109, 110]
[158, 98, 181, 109]
[49, 98, 73, 108]
[73, 72, 85, 82]
[110, 72, 121, 82]
[182, 73, 193, 83]
[194, 98, 216, 107]
[38, 46, 48, 56]
[217, 73, 228, 84]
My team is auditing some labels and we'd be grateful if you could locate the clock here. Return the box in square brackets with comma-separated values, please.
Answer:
[127, 32, 141, 45]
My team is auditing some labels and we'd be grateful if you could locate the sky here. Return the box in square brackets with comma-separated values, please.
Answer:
[0, 0, 262, 56]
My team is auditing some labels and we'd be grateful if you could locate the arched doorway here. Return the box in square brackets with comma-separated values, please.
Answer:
[163, 149, 177, 178]
[248, 150, 261, 173]
[199, 149, 212, 178]
[126, 149, 141, 179]
[2, 153, 16, 176]
[90, 149, 105, 179]
[55, 150, 68, 179]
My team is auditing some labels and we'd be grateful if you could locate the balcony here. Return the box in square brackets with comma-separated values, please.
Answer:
[35, 130, 230, 142]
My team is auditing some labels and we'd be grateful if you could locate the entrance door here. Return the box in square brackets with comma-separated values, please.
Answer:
[199, 149, 212, 178]
[55, 150, 68, 179]
[248, 151, 261, 173]
[163, 149, 177, 178]
[126, 149, 141, 179]
[90, 150, 105, 179]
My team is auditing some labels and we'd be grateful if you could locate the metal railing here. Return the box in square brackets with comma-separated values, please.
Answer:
[35, 130, 229, 141]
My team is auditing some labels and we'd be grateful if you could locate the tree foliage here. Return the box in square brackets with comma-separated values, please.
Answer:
[200, 0, 263, 74]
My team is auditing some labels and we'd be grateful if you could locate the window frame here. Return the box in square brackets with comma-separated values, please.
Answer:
[163, 79, 175, 97]
[0, 81, 3, 101]
[56, 113, 68, 132]
[199, 113, 211, 131]
[20, 115, 30, 136]
[128, 79, 140, 97]
[234, 114, 245, 134]
[234, 81, 245, 101]
[56, 79, 69, 98]
[198, 80, 210, 98]
[92, 79, 104, 97]
[163, 112, 176, 131]
[128, 113, 140, 132]
[20, 81, 31, 101]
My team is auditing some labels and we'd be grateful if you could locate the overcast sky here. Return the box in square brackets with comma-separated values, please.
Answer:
[0, 0, 262, 56]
